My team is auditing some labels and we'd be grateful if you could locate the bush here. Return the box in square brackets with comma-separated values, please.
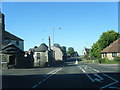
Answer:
[113, 56, 120, 61]
[98, 57, 108, 63]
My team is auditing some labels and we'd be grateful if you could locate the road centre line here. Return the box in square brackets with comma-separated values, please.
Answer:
[44, 68, 59, 77]
[92, 69, 100, 73]
[32, 68, 62, 88]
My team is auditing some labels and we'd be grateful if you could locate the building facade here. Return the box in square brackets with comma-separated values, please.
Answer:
[101, 38, 120, 60]
[52, 46, 63, 61]
[0, 12, 24, 51]
[0, 12, 25, 69]
[30, 43, 55, 67]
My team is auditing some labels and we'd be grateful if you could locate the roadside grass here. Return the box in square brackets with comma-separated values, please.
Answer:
[82, 59, 120, 64]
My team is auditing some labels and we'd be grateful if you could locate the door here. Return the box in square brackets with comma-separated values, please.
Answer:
[9, 55, 15, 65]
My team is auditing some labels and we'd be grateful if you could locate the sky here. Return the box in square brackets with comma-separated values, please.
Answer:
[1, 2, 118, 55]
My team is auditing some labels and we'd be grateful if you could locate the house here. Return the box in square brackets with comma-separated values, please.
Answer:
[101, 38, 120, 60]
[30, 43, 55, 67]
[82, 47, 90, 55]
[0, 12, 24, 51]
[0, 12, 25, 69]
[1, 43, 25, 69]
[82, 47, 91, 60]
[52, 44, 63, 61]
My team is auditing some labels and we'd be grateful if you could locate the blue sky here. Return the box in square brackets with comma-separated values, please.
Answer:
[2, 2, 118, 55]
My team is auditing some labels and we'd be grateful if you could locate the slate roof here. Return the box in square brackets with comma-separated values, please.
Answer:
[2, 43, 24, 54]
[101, 38, 120, 53]
[35, 43, 48, 52]
[3, 31, 23, 41]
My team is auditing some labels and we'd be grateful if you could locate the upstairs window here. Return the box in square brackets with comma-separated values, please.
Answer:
[16, 41, 19, 45]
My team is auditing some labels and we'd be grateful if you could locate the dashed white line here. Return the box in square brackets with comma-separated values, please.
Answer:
[93, 69, 100, 73]
[44, 68, 59, 77]
[32, 68, 62, 88]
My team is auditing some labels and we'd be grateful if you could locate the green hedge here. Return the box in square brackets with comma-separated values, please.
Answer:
[113, 56, 120, 61]
[98, 57, 108, 63]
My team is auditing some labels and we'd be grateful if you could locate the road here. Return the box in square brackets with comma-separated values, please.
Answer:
[2, 58, 120, 89]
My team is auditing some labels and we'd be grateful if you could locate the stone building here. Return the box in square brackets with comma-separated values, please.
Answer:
[0, 12, 34, 69]
[30, 43, 55, 67]
[0, 12, 24, 51]
[1, 43, 24, 69]
[52, 46, 63, 61]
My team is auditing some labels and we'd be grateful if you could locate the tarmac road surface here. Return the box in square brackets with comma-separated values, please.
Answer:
[2, 58, 120, 89]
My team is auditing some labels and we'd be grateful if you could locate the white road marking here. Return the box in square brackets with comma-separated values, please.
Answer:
[101, 73, 119, 89]
[44, 68, 59, 77]
[103, 73, 118, 82]
[101, 81, 118, 89]
[93, 73, 103, 80]
[78, 65, 119, 89]
[78, 66, 95, 82]
[32, 68, 62, 88]
[93, 69, 100, 73]
[109, 87, 120, 89]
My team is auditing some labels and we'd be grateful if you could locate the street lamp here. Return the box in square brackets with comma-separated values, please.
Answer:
[52, 27, 62, 62]
[52, 27, 62, 47]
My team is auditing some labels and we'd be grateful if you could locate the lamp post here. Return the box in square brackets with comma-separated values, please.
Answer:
[52, 27, 62, 47]
[52, 27, 62, 62]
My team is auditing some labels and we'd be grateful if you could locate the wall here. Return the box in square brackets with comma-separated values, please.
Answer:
[102, 53, 120, 60]
[34, 51, 48, 67]
[53, 47, 63, 61]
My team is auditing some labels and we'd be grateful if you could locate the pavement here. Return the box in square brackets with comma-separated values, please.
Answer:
[1, 58, 120, 89]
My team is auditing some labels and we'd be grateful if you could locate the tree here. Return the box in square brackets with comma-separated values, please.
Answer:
[90, 43, 101, 58]
[61, 46, 67, 60]
[98, 30, 120, 50]
[67, 47, 75, 57]
[90, 30, 120, 58]
[61, 46, 66, 52]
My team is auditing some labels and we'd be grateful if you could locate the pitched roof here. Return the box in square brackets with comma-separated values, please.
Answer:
[85, 48, 90, 53]
[2, 43, 24, 54]
[3, 31, 23, 41]
[101, 38, 120, 53]
[35, 43, 48, 52]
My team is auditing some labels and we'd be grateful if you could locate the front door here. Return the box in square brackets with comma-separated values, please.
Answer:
[9, 55, 15, 65]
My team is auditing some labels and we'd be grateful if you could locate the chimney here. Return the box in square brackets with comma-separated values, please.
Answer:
[0, 12, 5, 31]
[48, 36, 51, 50]
[0, 12, 5, 52]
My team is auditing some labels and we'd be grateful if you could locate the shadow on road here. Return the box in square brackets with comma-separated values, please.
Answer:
[2, 72, 120, 89]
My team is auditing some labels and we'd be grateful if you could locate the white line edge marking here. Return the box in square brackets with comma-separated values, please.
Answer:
[32, 68, 62, 88]
[78, 66, 95, 82]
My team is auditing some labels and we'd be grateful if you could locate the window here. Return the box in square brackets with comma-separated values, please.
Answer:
[112, 53, 117, 57]
[16, 41, 19, 45]
[103, 53, 107, 57]
[105, 53, 107, 57]
[37, 53, 40, 60]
